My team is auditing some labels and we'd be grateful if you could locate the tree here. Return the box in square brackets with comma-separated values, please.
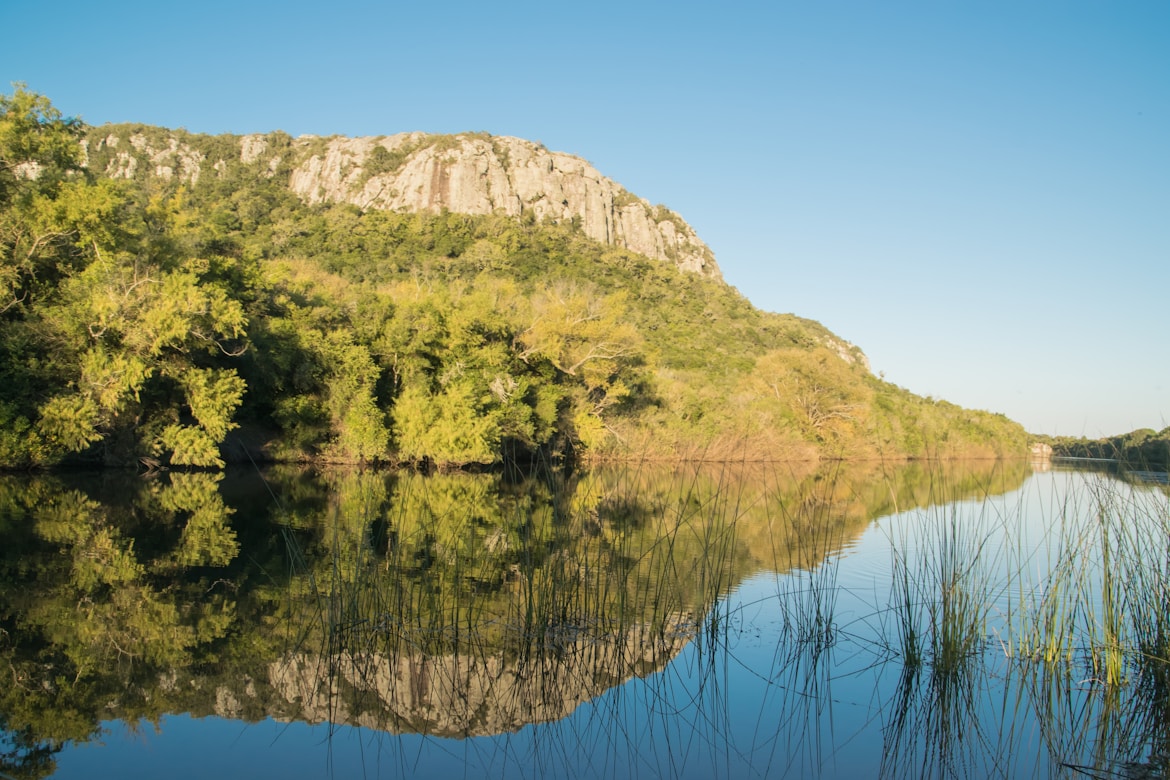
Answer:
[384, 281, 520, 464]
[35, 256, 250, 465]
[36, 189, 250, 465]
[748, 347, 873, 446]
[0, 85, 89, 314]
[517, 283, 641, 448]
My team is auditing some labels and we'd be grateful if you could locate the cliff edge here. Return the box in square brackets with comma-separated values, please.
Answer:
[84, 127, 721, 279]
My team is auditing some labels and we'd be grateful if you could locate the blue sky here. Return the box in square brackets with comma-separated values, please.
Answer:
[3, 1, 1167, 436]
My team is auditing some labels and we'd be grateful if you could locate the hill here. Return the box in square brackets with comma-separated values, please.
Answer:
[0, 87, 1027, 468]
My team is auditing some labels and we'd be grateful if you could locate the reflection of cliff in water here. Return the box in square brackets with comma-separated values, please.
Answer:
[264, 614, 695, 737]
[0, 458, 1029, 770]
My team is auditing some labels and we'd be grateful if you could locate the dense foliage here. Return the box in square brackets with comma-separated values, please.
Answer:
[1042, 427, 1170, 468]
[0, 88, 1027, 469]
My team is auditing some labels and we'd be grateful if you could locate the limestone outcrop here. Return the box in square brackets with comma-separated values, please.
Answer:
[82, 125, 720, 278]
[278, 133, 720, 278]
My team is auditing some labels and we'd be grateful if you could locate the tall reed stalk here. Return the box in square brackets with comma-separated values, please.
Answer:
[267, 458, 1170, 777]
[883, 474, 1000, 683]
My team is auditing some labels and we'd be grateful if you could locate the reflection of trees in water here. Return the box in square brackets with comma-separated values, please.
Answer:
[0, 459, 1033, 773]
[269, 467, 727, 736]
[0, 471, 242, 779]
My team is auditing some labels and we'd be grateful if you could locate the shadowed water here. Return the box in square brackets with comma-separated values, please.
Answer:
[1, 459, 1167, 779]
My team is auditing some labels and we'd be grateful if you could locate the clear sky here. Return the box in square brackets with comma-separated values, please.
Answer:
[3, 0, 1167, 437]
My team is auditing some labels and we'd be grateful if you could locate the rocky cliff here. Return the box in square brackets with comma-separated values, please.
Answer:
[260, 615, 695, 736]
[83, 126, 721, 278]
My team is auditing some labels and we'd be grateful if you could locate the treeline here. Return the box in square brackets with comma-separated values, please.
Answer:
[0, 88, 1027, 469]
[1042, 428, 1170, 468]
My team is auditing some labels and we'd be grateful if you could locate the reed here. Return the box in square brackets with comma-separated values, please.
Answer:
[270, 461, 757, 741]
[1005, 469, 1170, 690]
[890, 544, 923, 668]
[873, 462, 1170, 776]
[764, 462, 845, 660]
[882, 474, 1002, 682]
[267, 457, 1170, 777]
[1105, 478, 1170, 698]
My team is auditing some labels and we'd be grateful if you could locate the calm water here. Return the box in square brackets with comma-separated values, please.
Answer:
[1, 460, 1167, 779]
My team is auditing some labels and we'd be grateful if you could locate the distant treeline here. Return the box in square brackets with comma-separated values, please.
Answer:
[1042, 428, 1170, 468]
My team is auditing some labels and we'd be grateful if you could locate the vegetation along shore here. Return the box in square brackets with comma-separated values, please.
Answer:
[1, 87, 1030, 470]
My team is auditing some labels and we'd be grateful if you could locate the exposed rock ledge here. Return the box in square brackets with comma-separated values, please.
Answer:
[279, 133, 721, 278]
[83, 127, 722, 278]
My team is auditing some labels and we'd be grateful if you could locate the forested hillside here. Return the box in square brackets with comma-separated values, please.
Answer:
[0, 88, 1027, 468]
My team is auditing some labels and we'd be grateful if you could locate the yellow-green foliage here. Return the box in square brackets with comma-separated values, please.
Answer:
[0, 89, 1028, 468]
[743, 346, 874, 447]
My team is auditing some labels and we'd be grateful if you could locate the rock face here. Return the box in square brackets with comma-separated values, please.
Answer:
[263, 616, 695, 736]
[277, 133, 721, 278]
[82, 126, 721, 278]
[84, 132, 207, 186]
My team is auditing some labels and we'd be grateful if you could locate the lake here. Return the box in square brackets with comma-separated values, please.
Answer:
[1, 459, 1167, 779]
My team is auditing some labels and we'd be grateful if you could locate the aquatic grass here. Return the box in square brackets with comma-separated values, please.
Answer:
[1007, 469, 1169, 690]
[257, 457, 1170, 778]
[756, 461, 853, 663]
[986, 466, 1170, 773]
[12, 457, 1170, 778]
[1016, 648, 1170, 780]
[979, 469, 1137, 687]
[1105, 477, 1170, 697]
[1090, 496, 1126, 687]
[268, 459, 755, 744]
[873, 463, 1170, 777]
[877, 663, 923, 779]
[880, 472, 1005, 683]
[1013, 557, 1078, 667]
[1003, 475, 1094, 672]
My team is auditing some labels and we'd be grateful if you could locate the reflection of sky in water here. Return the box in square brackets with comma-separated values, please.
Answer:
[26, 467, 1170, 779]
[43, 582, 1027, 778]
[56, 717, 492, 780]
[48, 572, 1057, 779]
[831, 468, 1160, 633]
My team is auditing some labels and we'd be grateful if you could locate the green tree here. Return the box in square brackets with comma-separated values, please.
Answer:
[36, 249, 249, 465]
[517, 283, 641, 448]
[747, 346, 874, 447]
[0, 84, 87, 312]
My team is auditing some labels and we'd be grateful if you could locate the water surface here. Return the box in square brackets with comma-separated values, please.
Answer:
[2, 460, 1167, 778]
